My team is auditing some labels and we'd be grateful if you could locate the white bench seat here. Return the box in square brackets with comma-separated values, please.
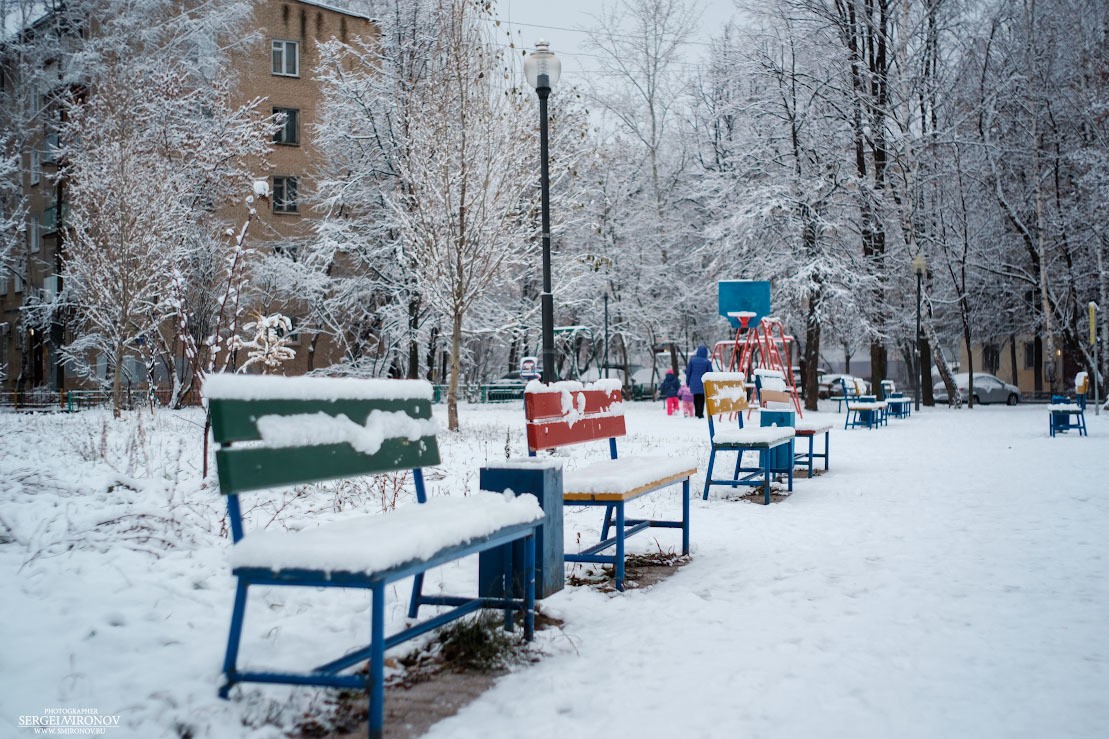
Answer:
[231, 495, 542, 576]
[711, 426, 795, 446]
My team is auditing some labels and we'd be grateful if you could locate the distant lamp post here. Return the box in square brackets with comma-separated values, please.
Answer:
[524, 39, 561, 384]
[603, 292, 610, 379]
[912, 253, 928, 411]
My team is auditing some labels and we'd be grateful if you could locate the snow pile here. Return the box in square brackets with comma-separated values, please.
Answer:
[563, 456, 698, 495]
[204, 373, 433, 401]
[255, 410, 438, 455]
[524, 378, 623, 396]
[3, 402, 1108, 739]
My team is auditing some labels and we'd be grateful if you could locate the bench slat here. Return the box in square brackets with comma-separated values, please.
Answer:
[527, 415, 626, 451]
[524, 388, 622, 421]
[210, 397, 433, 444]
[215, 437, 439, 495]
[704, 376, 750, 416]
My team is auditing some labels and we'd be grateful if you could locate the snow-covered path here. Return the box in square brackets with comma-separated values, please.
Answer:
[427, 404, 1109, 739]
[1, 401, 1106, 738]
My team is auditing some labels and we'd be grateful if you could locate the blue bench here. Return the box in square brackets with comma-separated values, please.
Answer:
[703, 373, 795, 505]
[205, 374, 544, 739]
[1048, 372, 1091, 437]
[839, 378, 886, 429]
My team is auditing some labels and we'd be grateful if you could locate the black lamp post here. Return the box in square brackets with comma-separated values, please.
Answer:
[524, 40, 561, 384]
[912, 253, 927, 411]
[603, 292, 609, 379]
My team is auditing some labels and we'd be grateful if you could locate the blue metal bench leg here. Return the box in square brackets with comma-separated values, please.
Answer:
[681, 478, 690, 555]
[806, 436, 814, 478]
[219, 579, 250, 699]
[524, 534, 536, 640]
[407, 572, 425, 618]
[600, 504, 615, 542]
[787, 440, 794, 492]
[703, 447, 716, 500]
[502, 544, 514, 632]
[762, 449, 771, 506]
[615, 502, 626, 591]
[369, 582, 385, 739]
[733, 450, 743, 481]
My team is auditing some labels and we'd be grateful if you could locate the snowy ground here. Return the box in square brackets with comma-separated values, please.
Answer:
[1, 399, 1107, 738]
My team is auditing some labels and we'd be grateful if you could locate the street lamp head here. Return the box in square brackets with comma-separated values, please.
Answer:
[524, 39, 560, 91]
[912, 253, 927, 277]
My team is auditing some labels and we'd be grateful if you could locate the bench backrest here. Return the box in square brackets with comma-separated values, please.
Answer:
[205, 374, 440, 541]
[753, 369, 791, 407]
[524, 380, 625, 453]
[839, 377, 866, 398]
[703, 372, 750, 416]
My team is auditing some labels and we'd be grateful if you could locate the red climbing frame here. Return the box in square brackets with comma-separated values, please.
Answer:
[724, 312, 803, 417]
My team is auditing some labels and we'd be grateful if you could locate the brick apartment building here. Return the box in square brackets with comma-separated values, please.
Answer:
[0, 1, 376, 398]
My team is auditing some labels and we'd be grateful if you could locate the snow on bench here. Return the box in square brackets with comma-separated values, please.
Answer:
[205, 373, 543, 739]
[703, 373, 796, 503]
[524, 380, 695, 591]
[710, 426, 796, 447]
[231, 493, 541, 575]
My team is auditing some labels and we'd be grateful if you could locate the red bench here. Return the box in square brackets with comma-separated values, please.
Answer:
[525, 381, 697, 591]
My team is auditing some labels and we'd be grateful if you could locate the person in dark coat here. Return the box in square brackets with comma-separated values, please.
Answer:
[659, 369, 680, 415]
[685, 345, 713, 419]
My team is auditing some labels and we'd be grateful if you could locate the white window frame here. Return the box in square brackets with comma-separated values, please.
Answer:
[271, 39, 299, 77]
[27, 217, 40, 253]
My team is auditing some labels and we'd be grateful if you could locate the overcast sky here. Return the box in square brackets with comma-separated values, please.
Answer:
[495, 0, 743, 84]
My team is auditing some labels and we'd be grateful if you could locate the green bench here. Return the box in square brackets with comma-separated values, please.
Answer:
[205, 374, 543, 739]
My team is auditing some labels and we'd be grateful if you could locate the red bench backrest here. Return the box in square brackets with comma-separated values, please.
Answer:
[525, 386, 625, 452]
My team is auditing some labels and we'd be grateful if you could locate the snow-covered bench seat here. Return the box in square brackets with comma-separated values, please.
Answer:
[703, 373, 796, 504]
[525, 380, 696, 591]
[205, 374, 544, 739]
[793, 419, 833, 478]
[838, 378, 887, 429]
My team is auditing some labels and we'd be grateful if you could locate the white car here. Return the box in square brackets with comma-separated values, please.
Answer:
[933, 372, 1020, 405]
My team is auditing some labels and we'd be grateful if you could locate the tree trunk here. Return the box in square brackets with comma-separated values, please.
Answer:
[111, 342, 125, 418]
[925, 318, 960, 407]
[407, 296, 420, 379]
[803, 292, 821, 412]
[447, 311, 462, 431]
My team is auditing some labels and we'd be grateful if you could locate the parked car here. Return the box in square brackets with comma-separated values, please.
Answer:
[792, 367, 827, 398]
[933, 372, 1020, 405]
[630, 367, 657, 400]
[818, 373, 870, 399]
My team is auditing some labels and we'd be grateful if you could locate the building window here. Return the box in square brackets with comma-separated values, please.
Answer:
[42, 202, 67, 233]
[273, 242, 299, 260]
[273, 107, 300, 145]
[30, 148, 40, 186]
[983, 343, 1000, 374]
[271, 40, 299, 77]
[1023, 342, 1035, 370]
[27, 217, 40, 253]
[272, 176, 298, 213]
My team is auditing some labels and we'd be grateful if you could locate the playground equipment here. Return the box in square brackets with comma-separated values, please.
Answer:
[552, 325, 596, 381]
[714, 280, 803, 417]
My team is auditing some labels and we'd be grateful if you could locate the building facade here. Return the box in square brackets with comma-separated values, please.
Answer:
[0, 1, 376, 399]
